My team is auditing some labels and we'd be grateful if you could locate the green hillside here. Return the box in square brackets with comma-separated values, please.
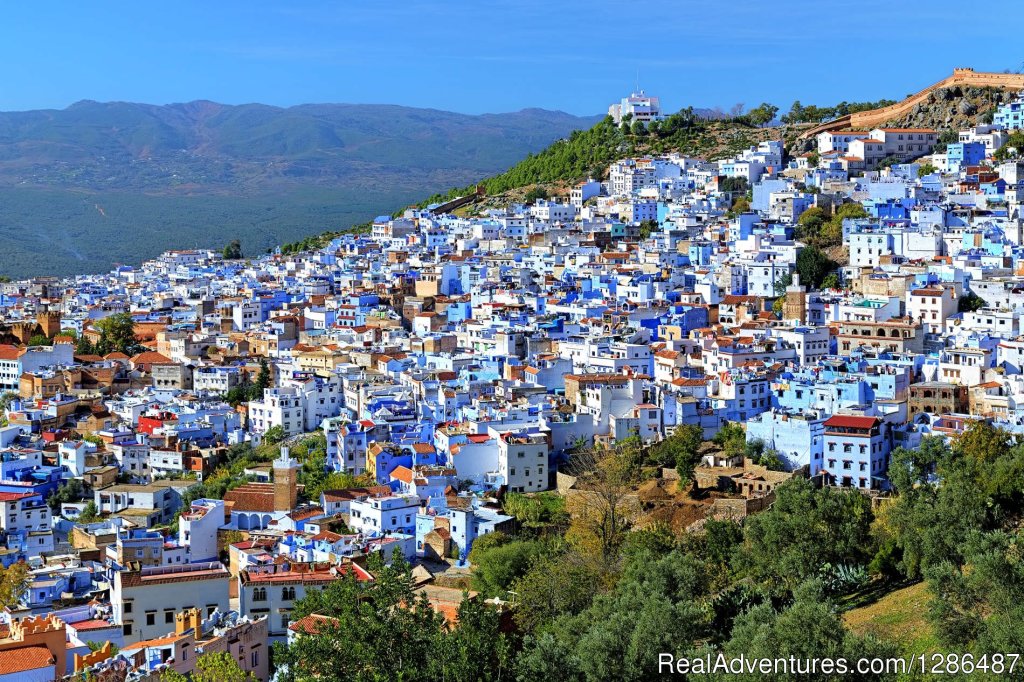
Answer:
[0, 101, 599, 277]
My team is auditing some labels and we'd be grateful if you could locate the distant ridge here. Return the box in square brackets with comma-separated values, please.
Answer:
[0, 101, 600, 278]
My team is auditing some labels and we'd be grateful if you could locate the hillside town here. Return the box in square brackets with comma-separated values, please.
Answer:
[0, 84, 1022, 679]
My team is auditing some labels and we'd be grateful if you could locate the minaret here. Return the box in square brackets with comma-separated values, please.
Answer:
[273, 446, 299, 512]
[783, 274, 807, 324]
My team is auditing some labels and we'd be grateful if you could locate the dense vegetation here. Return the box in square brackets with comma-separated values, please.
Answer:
[273, 421, 1024, 680]
[417, 112, 779, 209]
[0, 104, 597, 277]
[781, 98, 900, 124]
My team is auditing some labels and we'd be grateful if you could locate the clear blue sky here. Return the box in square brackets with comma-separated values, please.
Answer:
[3, 1, 1021, 116]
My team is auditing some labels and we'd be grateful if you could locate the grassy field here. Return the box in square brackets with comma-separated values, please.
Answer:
[843, 581, 940, 656]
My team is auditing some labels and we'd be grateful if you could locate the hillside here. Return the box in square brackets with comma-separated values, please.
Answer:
[0, 102, 599, 278]
[416, 112, 782, 210]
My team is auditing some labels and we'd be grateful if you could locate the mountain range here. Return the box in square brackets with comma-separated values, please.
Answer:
[0, 101, 600, 278]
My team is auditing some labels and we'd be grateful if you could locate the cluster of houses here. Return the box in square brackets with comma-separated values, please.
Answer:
[0, 88, 1021, 679]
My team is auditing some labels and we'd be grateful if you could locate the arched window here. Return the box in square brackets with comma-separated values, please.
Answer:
[282, 586, 296, 601]
[253, 587, 267, 602]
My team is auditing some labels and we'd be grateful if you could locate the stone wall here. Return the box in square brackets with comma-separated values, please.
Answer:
[800, 69, 1024, 139]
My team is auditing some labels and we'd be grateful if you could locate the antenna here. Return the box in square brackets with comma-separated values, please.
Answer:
[635, 68, 640, 94]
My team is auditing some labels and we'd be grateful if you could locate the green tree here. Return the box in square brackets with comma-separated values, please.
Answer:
[75, 334, 95, 355]
[716, 579, 899, 681]
[512, 550, 600, 633]
[917, 162, 937, 177]
[821, 272, 841, 290]
[0, 562, 28, 609]
[27, 334, 52, 346]
[262, 425, 286, 446]
[276, 555, 514, 682]
[646, 424, 703, 485]
[795, 244, 838, 289]
[994, 130, 1024, 161]
[78, 501, 100, 523]
[0, 392, 18, 413]
[222, 239, 243, 260]
[746, 102, 778, 127]
[926, 530, 1024, 654]
[736, 478, 874, 593]
[469, 537, 545, 597]
[524, 186, 549, 203]
[958, 291, 985, 312]
[92, 312, 139, 355]
[47, 478, 85, 512]
[637, 219, 660, 240]
[162, 650, 255, 681]
[250, 358, 271, 401]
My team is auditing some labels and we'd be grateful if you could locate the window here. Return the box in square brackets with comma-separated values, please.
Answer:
[165, 610, 174, 624]
[123, 623, 133, 636]
[124, 602, 133, 614]
[253, 587, 267, 602]
[282, 586, 296, 601]
[146, 612, 156, 626]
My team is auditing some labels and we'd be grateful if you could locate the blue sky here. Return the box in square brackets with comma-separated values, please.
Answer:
[2, 1, 1020, 116]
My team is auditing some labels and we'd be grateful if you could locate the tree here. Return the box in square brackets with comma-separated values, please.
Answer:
[917, 162, 937, 177]
[512, 550, 600, 633]
[565, 440, 643, 569]
[26, 334, 52, 346]
[276, 555, 514, 682]
[252, 358, 271, 400]
[795, 244, 838, 289]
[926, 530, 1024, 654]
[637, 219, 660, 240]
[0, 562, 28, 609]
[736, 478, 875, 593]
[645, 424, 703, 484]
[0, 392, 17, 413]
[222, 239, 243, 260]
[821, 272, 841, 290]
[76, 333, 95, 355]
[994, 130, 1024, 161]
[747, 102, 778, 127]
[712, 422, 749, 460]
[958, 291, 985, 313]
[47, 478, 85, 512]
[262, 425, 286, 446]
[524, 186, 550, 203]
[469, 536, 544, 597]
[719, 579, 899, 681]
[162, 651, 255, 682]
[92, 312, 139, 355]
[728, 196, 751, 216]
[78, 501, 100, 523]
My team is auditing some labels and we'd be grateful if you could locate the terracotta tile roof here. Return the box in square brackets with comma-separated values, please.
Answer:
[224, 483, 276, 512]
[0, 344, 23, 361]
[0, 645, 54, 674]
[391, 466, 415, 484]
[288, 614, 339, 635]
